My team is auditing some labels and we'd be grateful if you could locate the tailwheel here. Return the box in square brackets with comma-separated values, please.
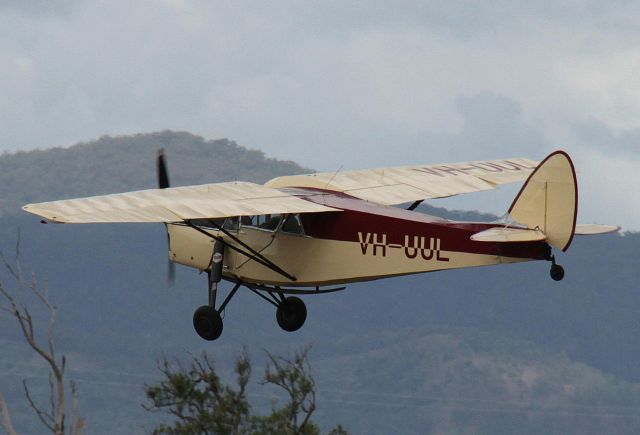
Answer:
[193, 305, 223, 341]
[550, 264, 565, 281]
[276, 296, 307, 332]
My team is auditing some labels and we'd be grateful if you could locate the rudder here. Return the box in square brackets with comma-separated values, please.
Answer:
[508, 151, 578, 251]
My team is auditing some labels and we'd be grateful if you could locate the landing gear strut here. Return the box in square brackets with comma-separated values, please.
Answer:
[193, 242, 240, 341]
[189, 241, 345, 340]
[190, 240, 310, 340]
[549, 255, 565, 281]
[245, 286, 309, 333]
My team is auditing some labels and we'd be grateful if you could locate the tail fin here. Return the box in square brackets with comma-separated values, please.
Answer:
[508, 151, 577, 251]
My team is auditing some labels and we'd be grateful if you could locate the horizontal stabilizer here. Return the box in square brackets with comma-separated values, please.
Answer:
[470, 227, 547, 243]
[574, 224, 620, 235]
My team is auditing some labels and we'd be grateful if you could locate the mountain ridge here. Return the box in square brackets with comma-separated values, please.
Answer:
[0, 130, 309, 216]
[0, 131, 638, 434]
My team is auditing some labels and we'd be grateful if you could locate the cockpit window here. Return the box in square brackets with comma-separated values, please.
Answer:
[222, 216, 239, 231]
[281, 214, 305, 235]
[240, 214, 283, 232]
[192, 218, 225, 229]
[193, 215, 296, 234]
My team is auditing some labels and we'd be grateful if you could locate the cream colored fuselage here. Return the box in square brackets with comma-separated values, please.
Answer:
[167, 221, 537, 287]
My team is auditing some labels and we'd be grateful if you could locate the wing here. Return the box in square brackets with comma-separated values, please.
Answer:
[22, 181, 339, 224]
[265, 157, 539, 205]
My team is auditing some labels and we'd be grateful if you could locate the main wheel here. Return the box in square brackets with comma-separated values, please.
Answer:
[276, 297, 307, 332]
[193, 305, 223, 341]
[550, 264, 565, 281]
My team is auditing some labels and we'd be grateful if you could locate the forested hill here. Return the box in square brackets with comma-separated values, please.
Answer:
[1, 132, 639, 434]
[0, 131, 308, 215]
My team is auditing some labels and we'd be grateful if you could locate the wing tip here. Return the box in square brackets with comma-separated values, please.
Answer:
[574, 224, 621, 235]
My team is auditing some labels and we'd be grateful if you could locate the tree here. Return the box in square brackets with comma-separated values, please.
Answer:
[0, 393, 17, 435]
[144, 348, 347, 435]
[145, 353, 252, 434]
[0, 237, 84, 435]
[250, 348, 319, 435]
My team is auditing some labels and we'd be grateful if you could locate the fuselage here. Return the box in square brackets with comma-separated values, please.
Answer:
[167, 188, 551, 287]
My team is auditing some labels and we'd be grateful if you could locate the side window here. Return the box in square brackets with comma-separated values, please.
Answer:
[222, 216, 239, 231]
[259, 214, 282, 231]
[239, 214, 283, 232]
[192, 218, 225, 229]
[281, 214, 305, 235]
[240, 215, 256, 227]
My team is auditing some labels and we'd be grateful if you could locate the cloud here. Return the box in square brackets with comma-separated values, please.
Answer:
[0, 0, 638, 226]
[0, 0, 83, 17]
[449, 91, 547, 159]
[571, 119, 640, 157]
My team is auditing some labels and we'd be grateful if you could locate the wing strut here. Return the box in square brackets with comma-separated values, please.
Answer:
[184, 221, 297, 282]
[407, 200, 423, 211]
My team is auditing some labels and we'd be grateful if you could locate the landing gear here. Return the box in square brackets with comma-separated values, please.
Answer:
[276, 296, 307, 332]
[548, 254, 565, 281]
[550, 264, 565, 281]
[192, 282, 309, 340]
[246, 287, 309, 333]
[192, 241, 239, 341]
[184, 226, 345, 341]
[193, 305, 223, 341]
[188, 238, 335, 340]
[192, 278, 241, 341]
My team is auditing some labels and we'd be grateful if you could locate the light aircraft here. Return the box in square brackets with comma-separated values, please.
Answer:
[23, 150, 618, 341]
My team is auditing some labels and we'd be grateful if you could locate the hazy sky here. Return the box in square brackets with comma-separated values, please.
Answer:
[1, 0, 638, 228]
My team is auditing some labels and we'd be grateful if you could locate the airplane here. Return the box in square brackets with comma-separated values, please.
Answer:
[22, 150, 618, 341]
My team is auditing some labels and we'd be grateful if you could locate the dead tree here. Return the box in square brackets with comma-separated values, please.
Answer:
[0, 235, 84, 435]
[0, 392, 17, 435]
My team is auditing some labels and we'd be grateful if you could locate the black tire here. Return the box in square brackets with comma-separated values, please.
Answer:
[193, 305, 223, 341]
[276, 297, 307, 332]
[550, 264, 565, 282]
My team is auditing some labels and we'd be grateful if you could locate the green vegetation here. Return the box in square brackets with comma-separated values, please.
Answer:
[145, 349, 347, 435]
[313, 326, 640, 434]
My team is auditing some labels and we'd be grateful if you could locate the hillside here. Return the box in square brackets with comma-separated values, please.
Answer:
[1, 131, 639, 434]
[0, 131, 307, 215]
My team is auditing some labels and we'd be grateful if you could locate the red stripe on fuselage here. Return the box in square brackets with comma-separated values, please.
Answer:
[281, 188, 550, 260]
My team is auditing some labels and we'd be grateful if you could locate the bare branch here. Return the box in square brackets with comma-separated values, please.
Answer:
[49, 372, 56, 420]
[0, 252, 20, 284]
[14, 232, 24, 289]
[0, 231, 25, 287]
[0, 305, 14, 315]
[22, 305, 34, 343]
[23, 379, 56, 432]
[0, 392, 17, 435]
[13, 302, 58, 376]
[30, 278, 54, 311]
[69, 381, 85, 435]
[0, 236, 79, 435]
[0, 286, 19, 315]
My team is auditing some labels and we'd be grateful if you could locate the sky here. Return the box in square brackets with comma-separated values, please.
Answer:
[0, 0, 638, 229]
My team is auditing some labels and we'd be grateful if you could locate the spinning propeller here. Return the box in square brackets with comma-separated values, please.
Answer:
[156, 148, 175, 284]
